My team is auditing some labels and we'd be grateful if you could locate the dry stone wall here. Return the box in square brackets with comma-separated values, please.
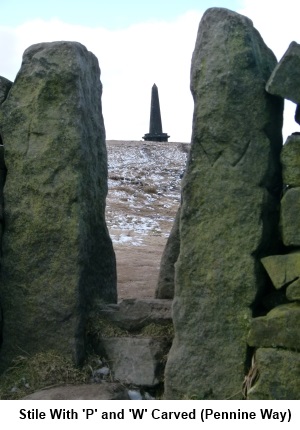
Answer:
[246, 43, 300, 398]
[0, 8, 299, 400]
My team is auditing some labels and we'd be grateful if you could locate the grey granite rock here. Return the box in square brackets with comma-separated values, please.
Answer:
[280, 188, 300, 246]
[281, 134, 300, 187]
[266, 41, 300, 104]
[0, 41, 117, 372]
[248, 303, 300, 350]
[164, 7, 283, 400]
[22, 383, 129, 400]
[247, 348, 300, 400]
[98, 337, 169, 386]
[155, 207, 180, 299]
[261, 253, 300, 289]
[0, 76, 12, 105]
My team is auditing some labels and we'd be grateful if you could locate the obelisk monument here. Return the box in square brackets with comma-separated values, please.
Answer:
[143, 84, 169, 142]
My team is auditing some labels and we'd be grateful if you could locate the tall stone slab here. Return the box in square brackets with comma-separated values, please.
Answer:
[0, 76, 12, 105]
[155, 206, 180, 299]
[164, 8, 283, 399]
[0, 42, 117, 371]
[0, 77, 11, 253]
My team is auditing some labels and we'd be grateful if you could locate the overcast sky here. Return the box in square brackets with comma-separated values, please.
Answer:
[0, 0, 299, 142]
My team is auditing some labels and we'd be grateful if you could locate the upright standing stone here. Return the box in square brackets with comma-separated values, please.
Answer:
[143, 84, 169, 142]
[0, 77, 12, 105]
[164, 8, 283, 399]
[0, 42, 117, 371]
[0, 76, 11, 349]
[155, 206, 180, 299]
[0, 77, 11, 252]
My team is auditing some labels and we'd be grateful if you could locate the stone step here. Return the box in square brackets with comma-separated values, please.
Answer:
[88, 298, 173, 387]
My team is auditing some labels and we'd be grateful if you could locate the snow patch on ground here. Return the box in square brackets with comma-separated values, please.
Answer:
[106, 140, 189, 247]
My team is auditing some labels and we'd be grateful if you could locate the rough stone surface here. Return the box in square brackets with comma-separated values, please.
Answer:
[164, 8, 283, 400]
[261, 253, 300, 289]
[295, 105, 300, 125]
[0, 76, 12, 105]
[98, 337, 169, 386]
[0, 303, 2, 347]
[280, 187, 300, 246]
[0, 77, 9, 263]
[0, 146, 6, 251]
[98, 298, 172, 331]
[286, 278, 300, 301]
[22, 383, 130, 400]
[281, 134, 300, 187]
[0, 145, 5, 351]
[248, 303, 300, 349]
[266, 41, 300, 104]
[247, 348, 300, 400]
[0, 41, 117, 372]
[0, 78, 8, 344]
[155, 207, 180, 299]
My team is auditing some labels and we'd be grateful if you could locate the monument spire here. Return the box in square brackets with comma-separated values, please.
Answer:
[143, 84, 169, 142]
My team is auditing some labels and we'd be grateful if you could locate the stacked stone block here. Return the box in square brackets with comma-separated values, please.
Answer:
[247, 145, 300, 397]
[247, 42, 300, 399]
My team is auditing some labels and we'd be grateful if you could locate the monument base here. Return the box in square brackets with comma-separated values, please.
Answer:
[143, 133, 170, 142]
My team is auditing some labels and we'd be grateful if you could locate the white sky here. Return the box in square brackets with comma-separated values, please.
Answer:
[0, 0, 299, 142]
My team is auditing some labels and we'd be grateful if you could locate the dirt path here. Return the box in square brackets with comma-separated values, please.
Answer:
[114, 236, 167, 300]
[105, 140, 188, 300]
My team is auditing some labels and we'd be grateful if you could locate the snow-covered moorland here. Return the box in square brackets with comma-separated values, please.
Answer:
[106, 140, 189, 246]
[105, 140, 189, 299]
